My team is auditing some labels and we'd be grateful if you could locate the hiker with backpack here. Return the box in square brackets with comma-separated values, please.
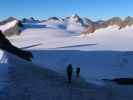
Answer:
[66, 64, 73, 84]
[76, 67, 80, 78]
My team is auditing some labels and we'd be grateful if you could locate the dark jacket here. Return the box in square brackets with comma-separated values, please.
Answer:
[67, 64, 73, 76]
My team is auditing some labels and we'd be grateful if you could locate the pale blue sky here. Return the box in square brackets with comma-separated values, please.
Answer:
[0, 0, 133, 20]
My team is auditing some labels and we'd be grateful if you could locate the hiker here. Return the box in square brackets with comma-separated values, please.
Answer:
[67, 64, 73, 84]
[76, 67, 80, 78]
[0, 30, 33, 61]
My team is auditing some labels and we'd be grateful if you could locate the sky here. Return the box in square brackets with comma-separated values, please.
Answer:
[0, 0, 133, 20]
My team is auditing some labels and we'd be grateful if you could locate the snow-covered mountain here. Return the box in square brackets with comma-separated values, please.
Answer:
[122, 16, 133, 28]
[0, 17, 22, 36]
[65, 14, 85, 33]
[41, 14, 85, 33]
[13, 15, 133, 35]
[82, 16, 133, 34]
[40, 15, 133, 34]
[65, 14, 84, 25]
[41, 17, 66, 29]
[22, 17, 40, 23]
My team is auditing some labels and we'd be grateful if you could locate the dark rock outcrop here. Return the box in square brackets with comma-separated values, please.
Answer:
[122, 16, 133, 28]
[48, 17, 60, 21]
[105, 17, 123, 29]
[81, 18, 95, 34]
[94, 20, 108, 30]
[81, 16, 133, 34]
[103, 78, 133, 85]
[0, 31, 33, 61]
[22, 17, 40, 23]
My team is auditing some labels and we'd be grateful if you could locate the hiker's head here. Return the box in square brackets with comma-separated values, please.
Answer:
[68, 64, 72, 69]
[68, 64, 72, 66]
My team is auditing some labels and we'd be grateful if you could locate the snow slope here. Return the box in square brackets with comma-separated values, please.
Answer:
[0, 49, 110, 100]
[1, 49, 133, 100]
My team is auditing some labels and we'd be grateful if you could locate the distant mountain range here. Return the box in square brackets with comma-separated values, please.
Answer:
[22, 14, 133, 34]
[0, 15, 133, 36]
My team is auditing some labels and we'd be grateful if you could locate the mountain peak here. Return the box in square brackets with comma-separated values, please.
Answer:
[48, 17, 60, 21]
[71, 14, 80, 18]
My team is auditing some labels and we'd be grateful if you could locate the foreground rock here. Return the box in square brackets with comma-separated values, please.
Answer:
[0, 31, 33, 61]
